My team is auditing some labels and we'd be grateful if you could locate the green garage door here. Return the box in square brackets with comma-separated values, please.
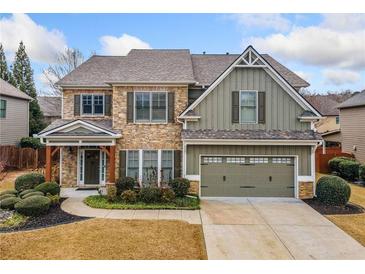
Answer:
[200, 156, 295, 197]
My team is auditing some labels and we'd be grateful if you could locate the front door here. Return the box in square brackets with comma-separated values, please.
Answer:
[84, 150, 100, 184]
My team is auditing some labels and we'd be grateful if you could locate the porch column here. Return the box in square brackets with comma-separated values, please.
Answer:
[45, 146, 52, 182]
[109, 145, 116, 183]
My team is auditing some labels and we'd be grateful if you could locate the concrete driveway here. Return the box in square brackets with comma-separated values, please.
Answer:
[201, 198, 365, 259]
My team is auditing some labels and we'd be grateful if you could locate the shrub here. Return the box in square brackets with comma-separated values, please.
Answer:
[160, 188, 175, 203]
[22, 191, 45, 199]
[0, 197, 21, 210]
[19, 137, 43, 149]
[14, 196, 51, 216]
[106, 185, 117, 202]
[121, 190, 137, 204]
[139, 187, 161, 203]
[0, 189, 18, 196]
[19, 189, 37, 198]
[328, 156, 356, 173]
[35, 182, 60, 195]
[168, 178, 190, 197]
[0, 194, 16, 201]
[338, 160, 361, 181]
[359, 164, 365, 181]
[316, 175, 351, 206]
[116, 177, 136, 195]
[15, 173, 45, 192]
[46, 193, 60, 207]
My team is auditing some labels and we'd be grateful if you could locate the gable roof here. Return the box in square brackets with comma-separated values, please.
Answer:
[0, 79, 32, 101]
[180, 46, 321, 118]
[337, 90, 365, 109]
[304, 95, 339, 116]
[57, 49, 309, 89]
[38, 96, 62, 117]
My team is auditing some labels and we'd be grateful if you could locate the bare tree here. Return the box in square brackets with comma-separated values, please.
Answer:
[42, 48, 84, 95]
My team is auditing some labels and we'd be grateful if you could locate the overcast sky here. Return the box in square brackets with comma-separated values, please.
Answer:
[0, 13, 364, 94]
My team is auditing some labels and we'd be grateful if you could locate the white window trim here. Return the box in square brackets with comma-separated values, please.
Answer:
[133, 91, 168, 124]
[81, 93, 105, 116]
[239, 90, 258, 124]
[77, 148, 106, 186]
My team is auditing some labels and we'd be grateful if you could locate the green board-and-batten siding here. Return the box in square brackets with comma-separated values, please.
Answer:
[187, 67, 310, 131]
[186, 145, 312, 176]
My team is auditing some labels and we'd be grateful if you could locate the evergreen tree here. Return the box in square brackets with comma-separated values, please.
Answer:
[12, 41, 45, 135]
[0, 43, 13, 83]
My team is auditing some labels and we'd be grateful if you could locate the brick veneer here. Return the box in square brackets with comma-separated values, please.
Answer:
[299, 181, 314, 199]
[61, 147, 78, 187]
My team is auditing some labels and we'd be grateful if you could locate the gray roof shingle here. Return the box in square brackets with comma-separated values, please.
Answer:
[0, 79, 32, 100]
[338, 90, 365, 109]
[182, 129, 321, 141]
[304, 95, 339, 116]
[38, 96, 62, 117]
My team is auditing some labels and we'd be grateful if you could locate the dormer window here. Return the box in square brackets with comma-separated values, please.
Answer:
[81, 94, 104, 115]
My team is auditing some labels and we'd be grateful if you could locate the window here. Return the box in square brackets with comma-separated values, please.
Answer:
[127, 150, 139, 180]
[81, 94, 104, 115]
[203, 157, 223, 164]
[100, 151, 106, 182]
[272, 157, 292, 164]
[135, 92, 167, 123]
[336, 116, 340, 124]
[0, 99, 7, 118]
[226, 157, 245, 164]
[142, 150, 158, 185]
[161, 151, 173, 182]
[249, 157, 268, 164]
[240, 91, 257, 123]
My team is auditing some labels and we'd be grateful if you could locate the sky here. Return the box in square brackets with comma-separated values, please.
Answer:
[0, 13, 364, 94]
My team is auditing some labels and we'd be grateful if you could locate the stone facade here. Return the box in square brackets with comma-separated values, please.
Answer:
[189, 180, 199, 195]
[60, 147, 78, 187]
[299, 181, 314, 199]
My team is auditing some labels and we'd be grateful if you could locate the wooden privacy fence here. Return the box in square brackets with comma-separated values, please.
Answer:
[315, 146, 353, 174]
[0, 146, 58, 169]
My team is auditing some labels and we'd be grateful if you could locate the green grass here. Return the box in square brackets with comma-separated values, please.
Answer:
[84, 195, 200, 210]
[0, 212, 28, 228]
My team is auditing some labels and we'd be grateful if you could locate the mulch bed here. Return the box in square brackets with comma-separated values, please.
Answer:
[0, 199, 89, 233]
[304, 198, 364, 215]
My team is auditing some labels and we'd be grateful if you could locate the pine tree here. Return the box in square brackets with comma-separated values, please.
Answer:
[12, 41, 45, 135]
[0, 43, 13, 83]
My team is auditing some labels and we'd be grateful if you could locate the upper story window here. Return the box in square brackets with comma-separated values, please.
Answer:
[0, 99, 6, 118]
[240, 91, 257, 123]
[135, 92, 167, 123]
[81, 94, 104, 115]
[336, 116, 340, 124]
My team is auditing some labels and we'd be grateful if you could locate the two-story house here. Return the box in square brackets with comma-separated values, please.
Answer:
[36, 46, 322, 199]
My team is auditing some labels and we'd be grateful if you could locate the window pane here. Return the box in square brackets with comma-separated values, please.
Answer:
[240, 92, 256, 123]
[152, 93, 166, 122]
[127, 150, 139, 180]
[93, 95, 104, 114]
[161, 151, 173, 182]
[82, 95, 92, 114]
[135, 92, 150, 121]
[142, 150, 158, 185]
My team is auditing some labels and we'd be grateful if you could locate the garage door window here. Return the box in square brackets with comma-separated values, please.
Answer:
[203, 157, 223, 163]
[226, 157, 245, 164]
[272, 157, 292, 164]
[249, 157, 268, 164]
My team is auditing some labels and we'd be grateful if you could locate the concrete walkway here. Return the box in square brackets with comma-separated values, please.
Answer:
[201, 197, 365, 260]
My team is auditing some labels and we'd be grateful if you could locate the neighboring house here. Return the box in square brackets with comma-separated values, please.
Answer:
[35, 46, 322, 199]
[338, 90, 365, 163]
[0, 79, 32, 145]
[304, 95, 341, 147]
[38, 96, 62, 125]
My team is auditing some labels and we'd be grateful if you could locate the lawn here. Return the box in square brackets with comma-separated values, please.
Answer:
[0, 169, 32, 192]
[316, 172, 365, 246]
[0, 218, 207, 259]
[84, 195, 200, 210]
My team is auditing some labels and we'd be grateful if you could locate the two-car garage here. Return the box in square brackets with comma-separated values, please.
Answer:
[200, 156, 295, 197]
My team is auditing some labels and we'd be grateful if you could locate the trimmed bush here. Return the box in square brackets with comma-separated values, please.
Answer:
[0, 197, 21, 210]
[328, 156, 356, 173]
[116, 177, 136, 195]
[0, 189, 18, 196]
[121, 190, 137, 204]
[46, 194, 60, 207]
[19, 189, 37, 198]
[19, 137, 43, 149]
[359, 164, 365, 181]
[139, 187, 161, 203]
[338, 160, 360, 181]
[0, 194, 16, 201]
[14, 196, 51, 216]
[15, 173, 45, 192]
[107, 185, 117, 202]
[35, 182, 60, 195]
[161, 188, 175, 203]
[316, 175, 351, 206]
[22, 191, 44, 199]
[168, 178, 190, 197]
